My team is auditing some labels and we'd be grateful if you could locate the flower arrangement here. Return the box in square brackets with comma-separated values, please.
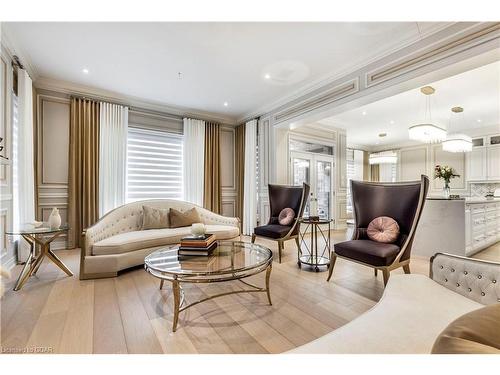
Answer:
[434, 165, 460, 198]
[434, 165, 460, 184]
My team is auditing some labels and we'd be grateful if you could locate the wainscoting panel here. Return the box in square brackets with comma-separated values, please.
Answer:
[400, 147, 428, 181]
[220, 126, 237, 219]
[35, 91, 71, 249]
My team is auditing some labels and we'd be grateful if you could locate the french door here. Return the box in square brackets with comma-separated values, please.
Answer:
[290, 151, 335, 220]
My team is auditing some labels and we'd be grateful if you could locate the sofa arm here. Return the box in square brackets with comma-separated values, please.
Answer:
[430, 253, 500, 305]
[197, 208, 240, 228]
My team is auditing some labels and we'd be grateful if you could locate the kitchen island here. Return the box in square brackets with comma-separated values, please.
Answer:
[412, 197, 500, 258]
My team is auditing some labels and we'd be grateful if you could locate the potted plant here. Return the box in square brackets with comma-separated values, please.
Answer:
[434, 165, 460, 198]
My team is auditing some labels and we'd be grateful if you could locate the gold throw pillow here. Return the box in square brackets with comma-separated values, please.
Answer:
[169, 208, 201, 228]
[142, 205, 170, 230]
[431, 303, 500, 354]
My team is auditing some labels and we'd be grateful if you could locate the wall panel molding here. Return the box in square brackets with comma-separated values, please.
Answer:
[273, 78, 359, 124]
[366, 23, 500, 88]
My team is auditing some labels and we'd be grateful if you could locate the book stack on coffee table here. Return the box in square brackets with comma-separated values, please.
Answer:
[178, 234, 217, 256]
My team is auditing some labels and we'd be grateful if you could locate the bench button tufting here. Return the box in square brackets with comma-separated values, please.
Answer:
[440, 265, 443, 269]
[464, 271, 468, 275]
[478, 275, 482, 279]
[481, 292, 485, 296]
[451, 269, 455, 272]
[456, 283, 460, 287]
[468, 288, 472, 292]
[493, 280, 497, 283]
[444, 278, 448, 282]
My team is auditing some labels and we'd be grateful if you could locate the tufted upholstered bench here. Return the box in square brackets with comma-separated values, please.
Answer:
[290, 253, 500, 354]
[80, 199, 240, 279]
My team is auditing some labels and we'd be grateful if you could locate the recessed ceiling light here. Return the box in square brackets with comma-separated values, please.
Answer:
[362, 111, 367, 116]
[82, 68, 89, 74]
[264, 73, 271, 79]
[223, 102, 228, 107]
[477, 119, 482, 123]
[390, 120, 395, 124]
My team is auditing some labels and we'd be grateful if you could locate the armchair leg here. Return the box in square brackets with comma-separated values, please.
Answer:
[403, 264, 411, 274]
[382, 269, 390, 286]
[374, 268, 378, 277]
[277, 240, 283, 263]
[326, 252, 336, 282]
[251, 234, 256, 243]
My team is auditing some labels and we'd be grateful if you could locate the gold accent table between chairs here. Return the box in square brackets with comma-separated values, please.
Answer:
[144, 241, 273, 332]
[6, 224, 72, 291]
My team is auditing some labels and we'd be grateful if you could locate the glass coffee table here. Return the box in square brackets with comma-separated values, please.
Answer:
[144, 241, 273, 332]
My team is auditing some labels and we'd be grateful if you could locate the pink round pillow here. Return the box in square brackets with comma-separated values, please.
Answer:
[278, 208, 295, 226]
[367, 216, 400, 243]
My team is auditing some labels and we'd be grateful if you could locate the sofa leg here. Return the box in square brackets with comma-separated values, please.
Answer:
[251, 234, 256, 244]
[374, 268, 378, 277]
[326, 253, 336, 282]
[382, 269, 390, 286]
[403, 264, 411, 274]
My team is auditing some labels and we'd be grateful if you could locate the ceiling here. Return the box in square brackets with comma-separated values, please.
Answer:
[319, 60, 500, 148]
[2, 22, 451, 121]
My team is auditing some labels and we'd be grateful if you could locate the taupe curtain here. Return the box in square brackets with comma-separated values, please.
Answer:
[235, 124, 245, 225]
[68, 98, 100, 248]
[370, 164, 380, 182]
[203, 122, 221, 213]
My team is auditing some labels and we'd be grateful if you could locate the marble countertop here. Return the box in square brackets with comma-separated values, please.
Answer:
[426, 196, 500, 203]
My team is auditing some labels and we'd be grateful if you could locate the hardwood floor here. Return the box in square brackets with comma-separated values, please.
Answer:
[1, 231, 496, 354]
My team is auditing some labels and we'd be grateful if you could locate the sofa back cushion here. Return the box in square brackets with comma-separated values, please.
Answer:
[431, 303, 500, 354]
[169, 207, 201, 228]
[142, 205, 170, 230]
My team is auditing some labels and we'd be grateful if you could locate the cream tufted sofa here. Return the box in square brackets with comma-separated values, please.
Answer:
[80, 199, 240, 279]
[290, 253, 500, 354]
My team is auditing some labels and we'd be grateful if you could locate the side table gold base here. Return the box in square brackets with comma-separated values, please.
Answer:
[14, 232, 73, 291]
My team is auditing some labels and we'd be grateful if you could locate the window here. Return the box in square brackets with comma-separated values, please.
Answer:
[126, 127, 183, 202]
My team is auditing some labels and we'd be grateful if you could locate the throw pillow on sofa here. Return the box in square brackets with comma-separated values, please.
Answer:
[431, 303, 500, 354]
[169, 207, 201, 228]
[142, 205, 170, 230]
[366, 216, 400, 243]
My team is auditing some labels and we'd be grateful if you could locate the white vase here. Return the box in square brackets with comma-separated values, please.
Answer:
[48, 208, 61, 229]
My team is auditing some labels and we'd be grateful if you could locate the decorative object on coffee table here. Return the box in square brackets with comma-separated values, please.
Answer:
[190, 222, 206, 238]
[298, 218, 332, 272]
[144, 241, 273, 332]
[6, 224, 72, 291]
[434, 165, 460, 199]
[178, 233, 217, 256]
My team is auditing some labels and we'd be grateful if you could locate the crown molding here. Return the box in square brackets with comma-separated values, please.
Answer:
[236, 22, 459, 123]
[238, 22, 495, 123]
[34, 76, 239, 125]
[0, 23, 39, 80]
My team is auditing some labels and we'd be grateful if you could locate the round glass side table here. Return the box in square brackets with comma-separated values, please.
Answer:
[297, 218, 332, 272]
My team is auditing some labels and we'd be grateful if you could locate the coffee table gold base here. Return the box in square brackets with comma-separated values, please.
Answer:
[157, 264, 272, 332]
[14, 232, 73, 291]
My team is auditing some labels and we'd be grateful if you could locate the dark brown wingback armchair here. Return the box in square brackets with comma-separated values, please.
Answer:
[252, 183, 310, 263]
[327, 175, 429, 286]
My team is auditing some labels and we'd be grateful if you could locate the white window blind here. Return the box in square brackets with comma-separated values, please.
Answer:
[126, 127, 183, 202]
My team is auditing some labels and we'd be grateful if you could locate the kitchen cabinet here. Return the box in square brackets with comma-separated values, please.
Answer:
[466, 135, 500, 182]
[465, 200, 500, 256]
[487, 145, 500, 181]
[467, 147, 487, 181]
